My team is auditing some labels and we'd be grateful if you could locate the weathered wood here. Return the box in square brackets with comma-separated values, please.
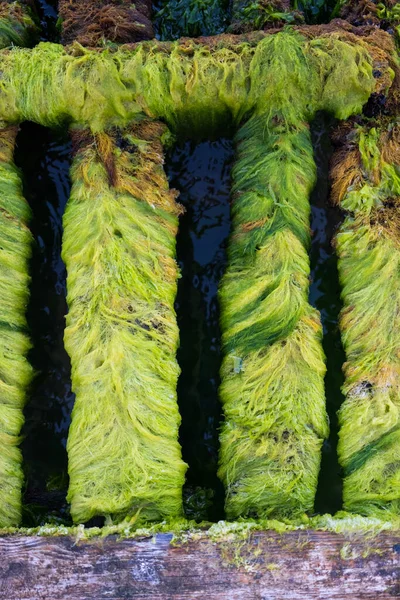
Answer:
[0, 530, 398, 599]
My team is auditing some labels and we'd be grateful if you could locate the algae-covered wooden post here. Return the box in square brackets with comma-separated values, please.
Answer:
[218, 114, 329, 518]
[332, 118, 400, 517]
[0, 2, 39, 528]
[0, 126, 33, 526]
[217, 28, 385, 519]
[63, 122, 187, 523]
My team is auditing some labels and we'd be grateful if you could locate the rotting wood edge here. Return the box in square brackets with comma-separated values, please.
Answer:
[0, 530, 398, 599]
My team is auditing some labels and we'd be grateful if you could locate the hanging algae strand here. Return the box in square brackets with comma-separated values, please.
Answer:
[332, 119, 400, 517]
[0, 126, 33, 526]
[63, 119, 187, 524]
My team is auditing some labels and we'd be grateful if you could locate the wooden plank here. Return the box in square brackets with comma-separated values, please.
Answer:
[0, 530, 398, 599]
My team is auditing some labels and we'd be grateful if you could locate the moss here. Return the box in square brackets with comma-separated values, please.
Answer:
[332, 120, 400, 518]
[63, 119, 187, 524]
[0, 126, 33, 526]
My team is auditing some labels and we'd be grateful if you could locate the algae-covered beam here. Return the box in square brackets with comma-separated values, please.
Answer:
[332, 119, 400, 517]
[59, 0, 154, 46]
[0, 126, 33, 526]
[0, 27, 390, 135]
[218, 114, 329, 518]
[63, 119, 186, 523]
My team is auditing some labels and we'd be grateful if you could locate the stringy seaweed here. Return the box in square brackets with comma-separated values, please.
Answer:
[0, 26, 394, 524]
[332, 119, 400, 518]
[63, 120, 187, 524]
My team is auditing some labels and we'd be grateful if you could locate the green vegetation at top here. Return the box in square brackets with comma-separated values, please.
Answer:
[0, 28, 387, 135]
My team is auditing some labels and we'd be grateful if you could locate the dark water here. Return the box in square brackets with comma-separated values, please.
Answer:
[167, 140, 233, 521]
[309, 114, 345, 515]
[35, 0, 59, 42]
[15, 124, 73, 526]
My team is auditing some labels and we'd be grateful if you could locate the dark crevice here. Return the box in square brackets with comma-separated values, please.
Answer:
[309, 112, 345, 515]
[34, 0, 59, 42]
[293, 0, 339, 23]
[15, 123, 73, 526]
[166, 139, 234, 522]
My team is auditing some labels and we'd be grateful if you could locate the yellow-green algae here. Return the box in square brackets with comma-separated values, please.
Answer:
[0, 29, 382, 135]
[0, 28, 391, 523]
[0, 512, 398, 540]
[0, 126, 33, 526]
[216, 29, 389, 519]
[63, 120, 187, 524]
[334, 120, 400, 518]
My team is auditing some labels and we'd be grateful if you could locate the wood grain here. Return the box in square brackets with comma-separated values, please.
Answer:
[0, 530, 398, 599]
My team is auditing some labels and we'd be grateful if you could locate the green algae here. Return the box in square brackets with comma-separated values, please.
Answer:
[0, 27, 392, 525]
[0, 512, 398, 541]
[0, 127, 33, 526]
[333, 120, 400, 519]
[215, 28, 389, 520]
[0, 29, 379, 136]
[63, 120, 187, 524]
[218, 115, 329, 519]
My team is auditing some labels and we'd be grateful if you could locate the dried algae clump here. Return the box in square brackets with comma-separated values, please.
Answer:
[333, 121, 400, 517]
[0, 126, 33, 526]
[64, 119, 187, 524]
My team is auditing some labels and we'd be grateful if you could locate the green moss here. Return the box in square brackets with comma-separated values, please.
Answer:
[63, 120, 187, 524]
[0, 127, 33, 526]
[335, 121, 400, 518]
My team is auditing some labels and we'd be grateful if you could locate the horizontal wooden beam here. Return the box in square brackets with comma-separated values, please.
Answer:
[0, 530, 398, 599]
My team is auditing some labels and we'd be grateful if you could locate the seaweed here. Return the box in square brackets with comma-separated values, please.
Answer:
[0, 126, 33, 526]
[63, 119, 187, 523]
[332, 119, 400, 518]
